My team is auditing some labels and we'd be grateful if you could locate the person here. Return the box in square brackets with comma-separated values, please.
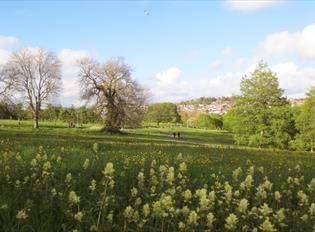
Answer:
[177, 132, 180, 139]
[173, 132, 176, 138]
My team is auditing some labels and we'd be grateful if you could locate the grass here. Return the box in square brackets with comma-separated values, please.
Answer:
[0, 119, 314, 231]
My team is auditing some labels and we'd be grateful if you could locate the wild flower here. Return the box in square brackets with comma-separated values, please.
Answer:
[181, 206, 190, 216]
[65, 173, 72, 183]
[30, 159, 37, 167]
[89, 179, 96, 191]
[259, 203, 273, 216]
[297, 190, 309, 206]
[42, 161, 51, 171]
[143, 203, 150, 217]
[206, 212, 215, 228]
[300, 214, 308, 222]
[68, 191, 80, 204]
[225, 213, 238, 231]
[74, 211, 83, 222]
[259, 218, 277, 232]
[309, 203, 315, 216]
[241, 175, 253, 190]
[238, 198, 249, 214]
[178, 222, 185, 230]
[166, 167, 175, 184]
[16, 209, 28, 220]
[179, 162, 187, 172]
[92, 143, 98, 153]
[308, 178, 315, 192]
[137, 172, 145, 188]
[232, 167, 242, 181]
[102, 162, 115, 176]
[83, 159, 90, 170]
[274, 191, 281, 202]
[187, 210, 199, 226]
[131, 187, 138, 197]
[183, 189, 192, 201]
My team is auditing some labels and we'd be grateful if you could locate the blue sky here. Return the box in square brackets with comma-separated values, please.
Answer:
[1, 0, 315, 105]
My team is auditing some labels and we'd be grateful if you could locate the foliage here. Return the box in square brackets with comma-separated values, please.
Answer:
[227, 62, 296, 149]
[292, 87, 315, 151]
[145, 102, 181, 124]
[197, 113, 223, 129]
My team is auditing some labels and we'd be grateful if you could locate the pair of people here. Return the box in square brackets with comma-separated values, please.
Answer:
[172, 132, 181, 139]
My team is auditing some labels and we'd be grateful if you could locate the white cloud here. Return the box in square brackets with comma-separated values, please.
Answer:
[224, 0, 283, 12]
[272, 62, 315, 97]
[209, 60, 222, 70]
[222, 47, 232, 56]
[0, 36, 18, 47]
[58, 49, 92, 106]
[260, 22, 315, 59]
[151, 67, 242, 102]
[151, 61, 315, 102]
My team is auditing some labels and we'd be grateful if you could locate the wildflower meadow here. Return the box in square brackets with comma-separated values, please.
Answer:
[0, 121, 314, 231]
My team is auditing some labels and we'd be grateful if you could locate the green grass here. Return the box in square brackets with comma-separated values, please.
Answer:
[0, 119, 314, 231]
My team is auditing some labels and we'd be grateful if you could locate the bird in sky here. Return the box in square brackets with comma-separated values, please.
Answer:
[144, 10, 150, 15]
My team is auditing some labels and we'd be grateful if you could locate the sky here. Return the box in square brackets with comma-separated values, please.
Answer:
[1, 0, 315, 106]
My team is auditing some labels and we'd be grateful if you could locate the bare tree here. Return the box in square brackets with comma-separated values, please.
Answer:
[0, 66, 14, 98]
[78, 57, 147, 132]
[5, 48, 62, 128]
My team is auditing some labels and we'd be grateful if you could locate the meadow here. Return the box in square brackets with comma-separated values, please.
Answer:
[0, 119, 314, 231]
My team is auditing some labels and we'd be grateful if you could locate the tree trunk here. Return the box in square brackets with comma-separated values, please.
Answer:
[33, 109, 39, 129]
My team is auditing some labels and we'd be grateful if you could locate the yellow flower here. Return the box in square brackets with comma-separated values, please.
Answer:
[143, 203, 150, 217]
[259, 218, 276, 232]
[238, 198, 249, 214]
[83, 159, 90, 170]
[102, 162, 115, 176]
[16, 209, 28, 220]
[187, 210, 199, 226]
[206, 212, 215, 229]
[225, 213, 238, 231]
[68, 191, 80, 204]
[182, 189, 192, 201]
[274, 191, 281, 202]
[74, 211, 83, 222]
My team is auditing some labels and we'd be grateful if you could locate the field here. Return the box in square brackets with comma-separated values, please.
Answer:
[0, 119, 314, 231]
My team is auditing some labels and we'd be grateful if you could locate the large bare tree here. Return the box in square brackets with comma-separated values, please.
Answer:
[78, 57, 147, 132]
[5, 48, 62, 128]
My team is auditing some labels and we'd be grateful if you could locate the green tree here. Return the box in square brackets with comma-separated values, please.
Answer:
[228, 62, 295, 149]
[145, 102, 180, 125]
[292, 87, 315, 151]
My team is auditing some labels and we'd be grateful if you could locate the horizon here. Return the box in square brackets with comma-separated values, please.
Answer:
[1, 0, 315, 106]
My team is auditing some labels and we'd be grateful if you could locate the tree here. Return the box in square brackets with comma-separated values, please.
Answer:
[5, 48, 62, 128]
[292, 87, 315, 152]
[228, 62, 295, 149]
[145, 102, 181, 125]
[78, 57, 147, 132]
